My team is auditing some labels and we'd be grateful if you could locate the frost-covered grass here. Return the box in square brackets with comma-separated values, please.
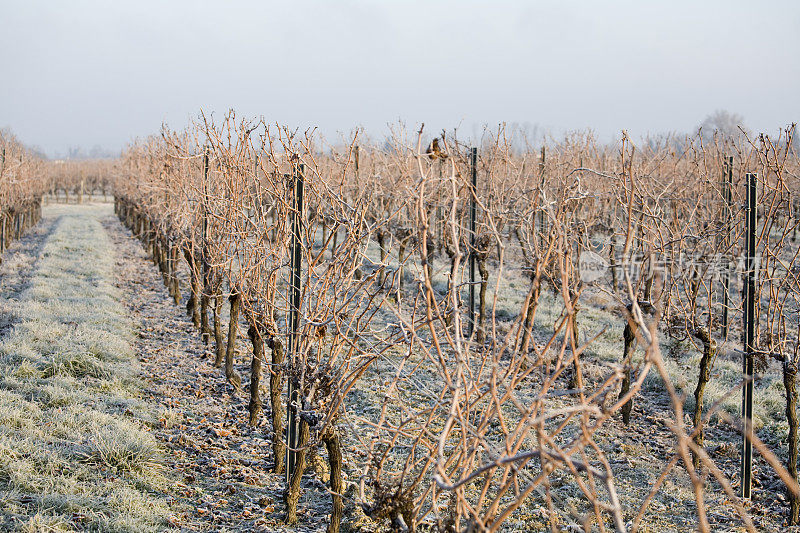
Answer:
[0, 204, 174, 532]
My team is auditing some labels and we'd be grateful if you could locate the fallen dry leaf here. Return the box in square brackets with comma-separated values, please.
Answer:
[212, 427, 232, 437]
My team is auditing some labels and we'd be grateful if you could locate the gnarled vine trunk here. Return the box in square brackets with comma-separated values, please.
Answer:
[784, 358, 799, 524]
[247, 321, 264, 426]
[225, 293, 242, 389]
[183, 247, 201, 328]
[323, 427, 344, 533]
[620, 320, 636, 425]
[477, 252, 489, 343]
[269, 337, 285, 474]
[284, 419, 310, 524]
[692, 327, 716, 469]
[200, 261, 211, 345]
[212, 293, 225, 367]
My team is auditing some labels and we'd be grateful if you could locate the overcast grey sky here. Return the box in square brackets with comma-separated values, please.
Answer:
[1, 0, 798, 157]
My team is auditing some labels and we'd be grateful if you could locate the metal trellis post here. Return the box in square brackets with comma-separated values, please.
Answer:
[468, 147, 477, 336]
[741, 171, 757, 499]
[286, 163, 304, 483]
[722, 156, 733, 340]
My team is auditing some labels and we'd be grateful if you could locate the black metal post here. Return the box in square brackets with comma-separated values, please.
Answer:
[202, 147, 209, 248]
[539, 146, 547, 239]
[286, 163, 304, 483]
[741, 171, 757, 499]
[722, 156, 733, 339]
[468, 148, 477, 336]
[200, 148, 210, 344]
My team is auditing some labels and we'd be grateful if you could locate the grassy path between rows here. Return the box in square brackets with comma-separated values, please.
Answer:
[0, 204, 174, 532]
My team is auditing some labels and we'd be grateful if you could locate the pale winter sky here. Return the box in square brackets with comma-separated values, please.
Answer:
[1, 0, 798, 157]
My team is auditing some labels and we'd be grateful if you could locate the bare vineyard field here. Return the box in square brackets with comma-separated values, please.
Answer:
[2, 120, 800, 532]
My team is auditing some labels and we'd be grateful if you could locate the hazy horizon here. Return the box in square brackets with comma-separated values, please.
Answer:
[2, 0, 798, 158]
